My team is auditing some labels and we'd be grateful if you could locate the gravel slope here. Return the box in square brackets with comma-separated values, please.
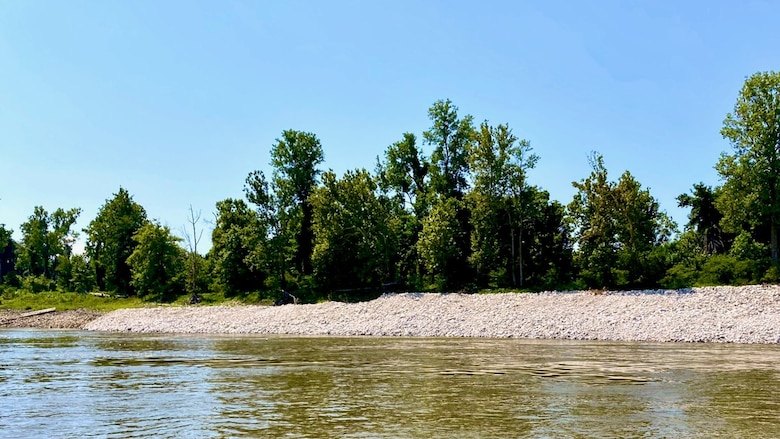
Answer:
[0, 309, 104, 329]
[84, 285, 780, 343]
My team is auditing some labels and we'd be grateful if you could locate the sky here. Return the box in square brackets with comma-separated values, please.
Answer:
[2, 0, 780, 253]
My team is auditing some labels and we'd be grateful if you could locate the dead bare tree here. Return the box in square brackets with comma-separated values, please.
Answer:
[182, 205, 204, 304]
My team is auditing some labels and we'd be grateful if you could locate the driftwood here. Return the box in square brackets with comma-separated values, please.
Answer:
[0, 307, 57, 326]
[274, 290, 298, 306]
[20, 308, 57, 318]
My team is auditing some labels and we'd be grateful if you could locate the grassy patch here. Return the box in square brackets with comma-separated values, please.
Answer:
[0, 289, 144, 311]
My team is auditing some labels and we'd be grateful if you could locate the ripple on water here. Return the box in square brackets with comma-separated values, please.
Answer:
[2, 331, 780, 438]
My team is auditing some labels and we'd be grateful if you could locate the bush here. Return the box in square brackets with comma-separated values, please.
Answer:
[20, 275, 56, 293]
[661, 262, 699, 289]
[763, 265, 780, 283]
[696, 255, 763, 286]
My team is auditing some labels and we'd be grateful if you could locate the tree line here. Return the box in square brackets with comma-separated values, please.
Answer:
[1, 72, 779, 303]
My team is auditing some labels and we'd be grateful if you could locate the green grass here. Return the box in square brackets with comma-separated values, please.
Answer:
[0, 287, 279, 311]
[0, 289, 145, 311]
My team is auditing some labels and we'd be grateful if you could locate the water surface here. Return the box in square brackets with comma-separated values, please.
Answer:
[1, 330, 779, 438]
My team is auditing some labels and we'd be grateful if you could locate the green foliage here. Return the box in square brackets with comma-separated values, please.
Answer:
[729, 231, 768, 261]
[762, 265, 780, 283]
[209, 198, 265, 297]
[697, 255, 761, 286]
[85, 188, 148, 296]
[418, 196, 466, 291]
[244, 170, 293, 290]
[12, 95, 780, 303]
[17, 206, 81, 281]
[718, 71, 780, 265]
[270, 130, 324, 276]
[20, 275, 55, 293]
[424, 99, 475, 199]
[523, 195, 575, 288]
[311, 169, 401, 295]
[569, 153, 676, 289]
[677, 183, 730, 254]
[0, 225, 16, 284]
[126, 222, 185, 302]
[68, 254, 95, 293]
[376, 132, 430, 218]
[468, 122, 540, 287]
[0, 288, 143, 311]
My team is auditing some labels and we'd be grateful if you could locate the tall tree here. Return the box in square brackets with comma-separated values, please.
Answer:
[181, 205, 206, 302]
[421, 100, 475, 288]
[209, 198, 265, 296]
[376, 132, 430, 217]
[310, 169, 401, 296]
[85, 188, 148, 295]
[417, 196, 465, 291]
[523, 193, 574, 288]
[424, 99, 475, 199]
[127, 222, 185, 302]
[269, 130, 324, 276]
[17, 206, 80, 281]
[717, 71, 780, 266]
[468, 122, 538, 287]
[245, 170, 294, 289]
[0, 224, 14, 284]
[375, 132, 431, 288]
[677, 183, 730, 255]
[569, 154, 675, 288]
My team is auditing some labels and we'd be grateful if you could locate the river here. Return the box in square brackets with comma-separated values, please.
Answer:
[1, 330, 779, 438]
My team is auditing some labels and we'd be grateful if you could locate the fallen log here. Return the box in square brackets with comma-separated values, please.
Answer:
[20, 308, 56, 318]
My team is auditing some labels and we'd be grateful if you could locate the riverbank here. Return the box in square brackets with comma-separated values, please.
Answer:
[83, 285, 780, 343]
[0, 308, 105, 329]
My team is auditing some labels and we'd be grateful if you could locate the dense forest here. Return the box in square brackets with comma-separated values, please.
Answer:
[2, 72, 779, 303]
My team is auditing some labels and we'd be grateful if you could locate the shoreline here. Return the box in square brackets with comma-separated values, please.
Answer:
[0, 308, 105, 329]
[4, 285, 779, 343]
[78, 285, 780, 344]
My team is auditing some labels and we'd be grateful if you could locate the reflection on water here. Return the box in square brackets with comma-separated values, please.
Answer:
[1, 330, 779, 438]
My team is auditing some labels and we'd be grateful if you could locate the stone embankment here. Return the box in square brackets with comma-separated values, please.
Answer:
[84, 285, 780, 343]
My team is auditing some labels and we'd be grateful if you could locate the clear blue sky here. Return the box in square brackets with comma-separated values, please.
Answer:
[2, 0, 779, 253]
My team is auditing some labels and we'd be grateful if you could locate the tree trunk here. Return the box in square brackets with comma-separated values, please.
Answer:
[518, 226, 524, 287]
[772, 217, 778, 266]
[510, 226, 516, 287]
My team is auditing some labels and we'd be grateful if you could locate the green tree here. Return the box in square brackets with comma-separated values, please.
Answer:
[270, 130, 324, 276]
[0, 224, 14, 285]
[417, 196, 465, 291]
[420, 100, 475, 289]
[523, 191, 574, 288]
[375, 132, 432, 288]
[424, 99, 475, 199]
[310, 169, 401, 297]
[677, 183, 730, 255]
[85, 188, 148, 295]
[468, 122, 538, 287]
[209, 198, 265, 297]
[717, 71, 780, 266]
[245, 170, 294, 289]
[376, 132, 430, 217]
[17, 206, 80, 282]
[127, 222, 185, 302]
[68, 253, 95, 293]
[569, 154, 675, 288]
